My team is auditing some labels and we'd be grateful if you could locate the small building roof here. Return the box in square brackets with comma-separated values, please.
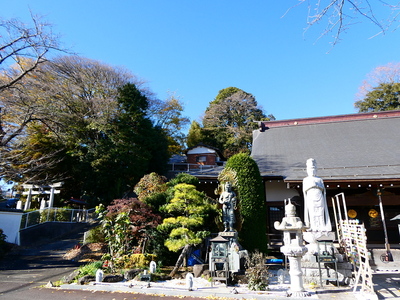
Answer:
[185, 143, 225, 160]
[251, 110, 400, 183]
[210, 235, 229, 243]
[186, 165, 225, 179]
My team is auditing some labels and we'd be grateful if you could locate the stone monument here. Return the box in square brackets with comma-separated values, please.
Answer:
[207, 181, 247, 284]
[149, 261, 157, 274]
[300, 159, 353, 286]
[274, 199, 309, 297]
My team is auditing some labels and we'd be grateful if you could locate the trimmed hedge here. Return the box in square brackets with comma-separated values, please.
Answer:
[225, 153, 268, 253]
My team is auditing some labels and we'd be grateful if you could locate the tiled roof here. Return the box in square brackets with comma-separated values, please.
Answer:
[251, 111, 400, 182]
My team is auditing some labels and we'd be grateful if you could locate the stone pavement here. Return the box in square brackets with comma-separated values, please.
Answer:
[59, 271, 400, 300]
[2, 228, 399, 300]
[373, 272, 400, 299]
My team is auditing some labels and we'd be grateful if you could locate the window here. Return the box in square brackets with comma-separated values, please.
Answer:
[196, 156, 207, 163]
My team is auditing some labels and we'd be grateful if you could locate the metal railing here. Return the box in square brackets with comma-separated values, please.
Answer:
[20, 207, 97, 230]
[168, 163, 220, 172]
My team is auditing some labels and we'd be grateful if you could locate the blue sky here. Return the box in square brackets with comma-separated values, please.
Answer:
[2, 1, 400, 127]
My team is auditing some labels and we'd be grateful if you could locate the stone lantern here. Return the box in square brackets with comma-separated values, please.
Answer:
[209, 235, 230, 286]
[274, 199, 310, 297]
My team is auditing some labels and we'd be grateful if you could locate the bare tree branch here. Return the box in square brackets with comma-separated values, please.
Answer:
[286, 0, 400, 46]
[0, 12, 68, 92]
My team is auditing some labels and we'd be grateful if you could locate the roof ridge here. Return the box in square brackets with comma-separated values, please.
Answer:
[259, 110, 400, 129]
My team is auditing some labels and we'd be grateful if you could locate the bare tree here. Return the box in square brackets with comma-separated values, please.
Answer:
[286, 1, 400, 45]
[0, 55, 140, 184]
[0, 13, 66, 92]
[148, 93, 190, 154]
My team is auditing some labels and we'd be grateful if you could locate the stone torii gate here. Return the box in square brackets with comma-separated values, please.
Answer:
[22, 182, 63, 210]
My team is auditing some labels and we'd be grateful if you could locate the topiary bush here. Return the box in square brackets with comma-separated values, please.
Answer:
[225, 153, 268, 253]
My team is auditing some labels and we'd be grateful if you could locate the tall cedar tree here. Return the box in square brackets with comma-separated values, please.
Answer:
[225, 153, 268, 253]
[73, 83, 169, 204]
[102, 83, 169, 200]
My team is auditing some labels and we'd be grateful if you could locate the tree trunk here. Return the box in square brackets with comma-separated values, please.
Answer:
[169, 244, 190, 277]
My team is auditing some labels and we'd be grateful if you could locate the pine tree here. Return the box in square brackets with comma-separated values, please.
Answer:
[158, 183, 218, 276]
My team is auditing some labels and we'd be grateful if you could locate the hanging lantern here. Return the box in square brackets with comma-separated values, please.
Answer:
[348, 209, 357, 219]
[368, 209, 379, 218]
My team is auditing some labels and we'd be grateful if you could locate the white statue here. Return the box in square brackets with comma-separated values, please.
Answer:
[186, 272, 194, 291]
[149, 261, 157, 274]
[303, 158, 331, 232]
[95, 269, 104, 283]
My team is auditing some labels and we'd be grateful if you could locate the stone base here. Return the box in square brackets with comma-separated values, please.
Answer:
[219, 231, 238, 239]
[302, 231, 340, 263]
[301, 261, 353, 286]
[303, 231, 336, 244]
[287, 290, 311, 297]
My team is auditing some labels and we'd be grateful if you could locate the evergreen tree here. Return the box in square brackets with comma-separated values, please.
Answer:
[355, 82, 400, 112]
[108, 84, 169, 198]
[186, 120, 204, 148]
[158, 183, 218, 276]
[200, 87, 273, 158]
[72, 83, 169, 204]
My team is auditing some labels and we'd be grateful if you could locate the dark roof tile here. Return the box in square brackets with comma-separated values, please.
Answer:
[251, 112, 400, 182]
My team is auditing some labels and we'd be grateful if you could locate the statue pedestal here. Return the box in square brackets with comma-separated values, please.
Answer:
[212, 232, 246, 273]
[219, 231, 238, 240]
[303, 231, 336, 260]
[301, 231, 353, 286]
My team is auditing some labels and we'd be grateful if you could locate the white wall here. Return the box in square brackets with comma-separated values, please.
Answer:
[265, 180, 299, 202]
[0, 211, 22, 245]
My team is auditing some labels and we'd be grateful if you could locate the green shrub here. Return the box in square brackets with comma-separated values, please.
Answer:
[245, 250, 269, 291]
[21, 210, 41, 227]
[84, 226, 105, 243]
[77, 261, 103, 277]
[167, 173, 199, 188]
[114, 253, 157, 269]
[40, 208, 71, 222]
[55, 208, 70, 221]
[225, 153, 268, 253]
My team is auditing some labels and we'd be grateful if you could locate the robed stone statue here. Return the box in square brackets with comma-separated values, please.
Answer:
[303, 158, 332, 232]
[219, 182, 237, 232]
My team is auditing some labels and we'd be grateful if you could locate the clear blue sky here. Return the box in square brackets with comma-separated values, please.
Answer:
[3, 1, 400, 127]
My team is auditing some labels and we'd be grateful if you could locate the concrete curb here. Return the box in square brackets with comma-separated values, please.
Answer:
[60, 281, 327, 300]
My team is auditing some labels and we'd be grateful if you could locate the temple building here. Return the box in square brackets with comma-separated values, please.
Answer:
[184, 110, 400, 247]
[252, 110, 400, 245]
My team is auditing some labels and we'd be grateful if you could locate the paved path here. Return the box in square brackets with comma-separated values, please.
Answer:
[0, 232, 82, 299]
